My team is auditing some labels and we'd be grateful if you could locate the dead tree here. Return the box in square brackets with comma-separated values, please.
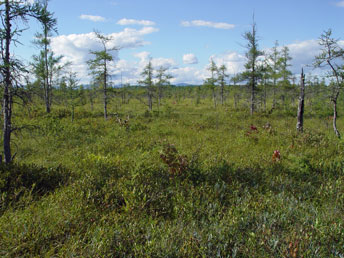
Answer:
[296, 69, 305, 133]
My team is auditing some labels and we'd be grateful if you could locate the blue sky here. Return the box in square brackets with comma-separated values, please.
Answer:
[17, 0, 344, 84]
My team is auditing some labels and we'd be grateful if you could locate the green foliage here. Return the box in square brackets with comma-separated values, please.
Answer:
[0, 163, 70, 214]
[1, 93, 344, 256]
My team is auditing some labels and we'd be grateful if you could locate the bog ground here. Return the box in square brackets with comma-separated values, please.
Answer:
[1, 95, 344, 257]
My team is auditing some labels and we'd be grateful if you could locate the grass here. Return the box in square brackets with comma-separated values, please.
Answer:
[1, 96, 344, 257]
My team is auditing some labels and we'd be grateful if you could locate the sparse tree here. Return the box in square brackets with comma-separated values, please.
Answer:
[31, 51, 62, 111]
[0, 0, 55, 163]
[204, 59, 218, 108]
[279, 46, 293, 108]
[32, 0, 58, 113]
[268, 41, 282, 109]
[217, 64, 229, 105]
[65, 72, 79, 122]
[156, 66, 172, 109]
[280, 46, 292, 86]
[242, 17, 264, 115]
[87, 31, 118, 120]
[138, 60, 154, 111]
[314, 29, 344, 138]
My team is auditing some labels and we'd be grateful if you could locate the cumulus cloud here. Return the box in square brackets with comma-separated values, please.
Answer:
[134, 51, 151, 63]
[209, 51, 246, 75]
[170, 67, 206, 85]
[183, 53, 198, 64]
[104, 52, 178, 85]
[50, 28, 158, 83]
[134, 52, 177, 68]
[181, 20, 235, 30]
[284, 39, 321, 72]
[79, 14, 106, 22]
[117, 18, 155, 26]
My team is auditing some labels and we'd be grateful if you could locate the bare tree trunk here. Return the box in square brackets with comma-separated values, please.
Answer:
[44, 25, 51, 113]
[103, 62, 108, 120]
[3, 0, 12, 163]
[221, 85, 224, 105]
[327, 61, 341, 138]
[332, 91, 340, 138]
[3, 88, 12, 164]
[250, 80, 255, 115]
[297, 69, 305, 133]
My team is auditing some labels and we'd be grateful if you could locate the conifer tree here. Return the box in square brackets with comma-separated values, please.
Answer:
[314, 29, 344, 138]
[138, 60, 154, 111]
[217, 64, 229, 105]
[0, 0, 55, 163]
[204, 59, 218, 108]
[87, 31, 118, 120]
[156, 66, 172, 109]
[32, 0, 58, 113]
[242, 17, 264, 115]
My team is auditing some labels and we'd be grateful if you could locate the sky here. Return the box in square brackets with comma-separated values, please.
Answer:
[15, 0, 344, 85]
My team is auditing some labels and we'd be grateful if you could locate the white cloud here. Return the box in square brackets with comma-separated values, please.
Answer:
[284, 39, 320, 72]
[79, 14, 106, 22]
[210, 51, 246, 74]
[183, 53, 198, 64]
[335, 1, 344, 7]
[134, 51, 177, 68]
[51, 28, 158, 83]
[181, 20, 235, 30]
[104, 52, 179, 85]
[170, 67, 206, 85]
[134, 51, 151, 63]
[117, 18, 155, 26]
[152, 58, 177, 69]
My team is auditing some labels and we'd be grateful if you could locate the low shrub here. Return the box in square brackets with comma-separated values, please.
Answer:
[0, 163, 70, 213]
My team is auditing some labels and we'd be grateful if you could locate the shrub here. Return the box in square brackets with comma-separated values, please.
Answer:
[0, 163, 70, 213]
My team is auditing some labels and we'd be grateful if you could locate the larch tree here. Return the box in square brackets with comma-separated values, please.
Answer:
[65, 71, 79, 122]
[242, 17, 264, 115]
[32, 0, 58, 113]
[31, 51, 62, 112]
[204, 59, 218, 108]
[217, 64, 229, 105]
[87, 31, 118, 120]
[138, 60, 154, 111]
[0, 0, 55, 163]
[155, 66, 172, 109]
[314, 29, 344, 138]
[279, 46, 292, 86]
[268, 41, 282, 109]
[279, 46, 293, 107]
